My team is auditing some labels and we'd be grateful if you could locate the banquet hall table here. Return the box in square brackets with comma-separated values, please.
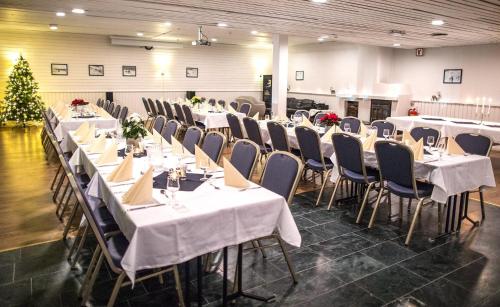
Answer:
[48, 105, 118, 151]
[387, 116, 500, 143]
[191, 109, 246, 129]
[66, 132, 301, 283]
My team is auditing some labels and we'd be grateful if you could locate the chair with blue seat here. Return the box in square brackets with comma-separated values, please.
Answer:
[64, 172, 185, 307]
[163, 101, 175, 120]
[239, 103, 252, 116]
[218, 100, 226, 108]
[372, 140, 437, 245]
[230, 101, 239, 111]
[119, 106, 128, 122]
[230, 139, 260, 179]
[142, 97, 154, 122]
[340, 116, 361, 133]
[294, 110, 310, 120]
[182, 126, 204, 154]
[371, 120, 395, 138]
[173, 103, 186, 126]
[161, 119, 180, 144]
[182, 104, 206, 129]
[295, 126, 334, 206]
[313, 112, 329, 124]
[155, 99, 166, 117]
[107, 102, 115, 115]
[147, 98, 158, 117]
[201, 131, 227, 163]
[266, 121, 301, 156]
[410, 126, 440, 146]
[152, 115, 167, 134]
[103, 100, 110, 112]
[226, 113, 245, 141]
[455, 133, 493, 223]
[111, 104, 121, 119]
[96, 98, 103, 108]
[243, 117, 272, 158]
[208, 98, 216, 106]
[328, 133, 381, 223]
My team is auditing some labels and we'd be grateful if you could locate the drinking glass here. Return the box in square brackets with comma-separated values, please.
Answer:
[344, 127, 351, 133]
[125, 144, 135, 154]
[265, 114, 270, 121]
[200, 158, 210, 181]
[437, 142, 446, 160]
[427, 136, 435, 148]
[383, 129, 390, 140]
[343, 123, 351, 132]
[167, 176, 181, 207]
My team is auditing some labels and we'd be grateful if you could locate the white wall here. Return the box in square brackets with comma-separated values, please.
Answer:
[392, 44, 500, 104]
[0, 30, 272, 115]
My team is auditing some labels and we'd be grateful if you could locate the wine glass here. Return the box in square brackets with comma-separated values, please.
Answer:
[437, 142, 446, 160]
[383, 129, 390, 140]
[167, 175, 180, 208]
[343, 123, 351, 133]
[427, 136, 435, 149]
[199, 158, 210, 181]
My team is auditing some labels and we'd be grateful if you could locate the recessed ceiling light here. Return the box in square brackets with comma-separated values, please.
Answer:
[217, 22, 228, 27]
[164, 22, 172, 26]
[71, 8, 85, 14]
[393, 43, 401, 47]
[432, 19, 445, 26]
[312, 0, 328, 3]
[49, 24, 58, 30]
[318, 37, 325, 42]
[136, 32, 144, 36]
[251, 30, 258, 35]
[191, 40, 197, 46]
[56, 12, 65, 17]
[211, 38, 218, 42]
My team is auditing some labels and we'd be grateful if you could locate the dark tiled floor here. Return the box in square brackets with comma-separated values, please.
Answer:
[1, 191, 500, 307]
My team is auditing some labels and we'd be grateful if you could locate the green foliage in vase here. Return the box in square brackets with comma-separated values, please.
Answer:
[122, 113, 148, 139]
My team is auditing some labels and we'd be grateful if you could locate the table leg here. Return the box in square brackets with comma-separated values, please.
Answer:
[457, 193, 466, 232]
[445, 196, 451, 233]
[197, 256, 203, 307]
[184, 262, 191, 306]
[450, 195, 457, 232]
[222, 247, 228, 307]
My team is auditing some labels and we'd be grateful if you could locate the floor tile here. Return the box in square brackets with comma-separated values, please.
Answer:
[307, 283, 384, 307]
[0, 264, 14, 285]
[407, 278, 474, 307]
[292, 216, 317, 230]
[269, 247, 330, 274]
[14, 253, 72, 282]
[307, 221, 355, 241]
[328, 252, 386, 282]
[0, 279, 32, 307]
[363, 241, 417, 266]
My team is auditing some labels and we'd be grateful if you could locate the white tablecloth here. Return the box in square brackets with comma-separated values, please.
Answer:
[330, 149, 496, 204]
[49, 106, 118, 151]
[191, 110, 246, 129]
[387, 116, 500, 143]
[66, 132, 301, 281]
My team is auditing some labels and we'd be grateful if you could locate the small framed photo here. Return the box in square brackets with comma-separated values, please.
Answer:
[186, 67, 198, 78]
[122, 65, 136, 77]
[51, 63, 68, 75]
[443, 69, 463, 84]
[416, 48, 424, 57]
[295, 71, 304, 81]
[89, 65, 104, 76]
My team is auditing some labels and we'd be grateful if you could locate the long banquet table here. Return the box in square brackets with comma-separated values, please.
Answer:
[191, 109, 246, 129]
[387, 115, 500, 143]
[66, 130, 301, 282]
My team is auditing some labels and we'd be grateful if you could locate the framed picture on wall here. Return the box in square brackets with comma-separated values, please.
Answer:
[122, 66, 136, 77]
[89, 65, 104, 76]
[186, 67, 198, 78]
[443, 69, 462, 84]
[295, 71, 304, 81]
[51, 63, 68, 75]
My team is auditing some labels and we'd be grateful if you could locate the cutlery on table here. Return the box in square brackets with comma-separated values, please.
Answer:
[127, 204, 166, 211]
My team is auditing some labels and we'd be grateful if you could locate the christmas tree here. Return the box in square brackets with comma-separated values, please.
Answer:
[0, 55, 45, 126]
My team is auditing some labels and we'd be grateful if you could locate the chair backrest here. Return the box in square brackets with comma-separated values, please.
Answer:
[112, 104, 121, 119]
[295, 126, 324, 164]
[371, 120, 395, 138]
[313, 112, 329, 125]
[242, 117, 265, 146]
[97, 98, 104, 108]
[173, 103, 186, 124]
[155, 100, 166, 116]
[239, 103, 252, 116]
[410, 127, 440, 146]
[260, 151, 303, 204]
[294, 110, 310, 120]
[208, 98, 216, 106]
[218, 100, 226, 108]
[183, 126, 204, 154]
[142, 97, 151, 114]
[161, 119, 180, 144]
[182, 105, 196, 126]
[230, 101, 239, 110]
[201, 131, 227, 163]
[119, 106, 128, 122]
[229, 139, 260, 179]
[455, 133, 492, 156]
[107, 102, 115, 114]
[226, 113, 245, 139]
[332, 133, 365, 176]
[153, 115, 167, 133]
[267, 121, 290, 152]
[163, 101, 175, 120]
[340, 116, 361, 133]
[375, 141, 416, 191]
[147, 98, 158, 116]
[103, 100, 110, 112]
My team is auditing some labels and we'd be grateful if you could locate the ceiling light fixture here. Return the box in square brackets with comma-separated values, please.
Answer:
[211, 38, 218, 42]
[56, 12, 65, 17]
[71, 8, 85, 14]
[318, 37, 325, 42]
[251, 30, 258, 35]
[164, 22, 172, 26]
[217, 22, 228, 27]
[389, 30, 406, 37]
[432, 19, 445, 26]
[137, 32, 144, 36]
[49, 24, 58, 30]
[311, 0, 328, 3]
[393, 43, 401, 47]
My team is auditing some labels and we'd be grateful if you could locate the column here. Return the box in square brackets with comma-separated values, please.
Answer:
[272, 34, 288, 117]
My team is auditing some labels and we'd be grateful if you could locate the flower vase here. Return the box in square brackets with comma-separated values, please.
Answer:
[126, 137, 143, 154]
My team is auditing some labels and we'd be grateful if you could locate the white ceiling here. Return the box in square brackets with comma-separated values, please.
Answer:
[1, 0, 500, 48]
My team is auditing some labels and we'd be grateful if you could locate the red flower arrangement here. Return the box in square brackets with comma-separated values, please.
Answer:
[319, 113, 341, 126]
[408, 107, 419, 116]
[71, 98, 89, 106]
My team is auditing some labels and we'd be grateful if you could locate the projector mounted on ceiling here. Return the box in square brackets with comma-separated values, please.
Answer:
[192, 26, 211, 46]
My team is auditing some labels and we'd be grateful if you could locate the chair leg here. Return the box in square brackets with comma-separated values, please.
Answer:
[79, 246, 101, 299]
[479, 191, 486, 222]
[67, 221, 86, 261]
[327, 177, 342, 210]
[368, 187, 385, 228]
[107, 272, 126, 307]
[57, 190, 73, 220]
[276, 236, 297, 284]
[50, 164, 63, 190]
[173, 265, 186, 307]
[405, 199, 424, 246]
[438, 202, 442, 234]
[62, 200, 80, 240]
[356, 182, 374, 224]
[315, 169, 331, 207]
[70, 224, 89, 268]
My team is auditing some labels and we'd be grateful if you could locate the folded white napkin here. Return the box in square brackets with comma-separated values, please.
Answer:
[107, 153, 134, 182]
[122, 166, 154, 205]
[223, 157, 250, 188]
